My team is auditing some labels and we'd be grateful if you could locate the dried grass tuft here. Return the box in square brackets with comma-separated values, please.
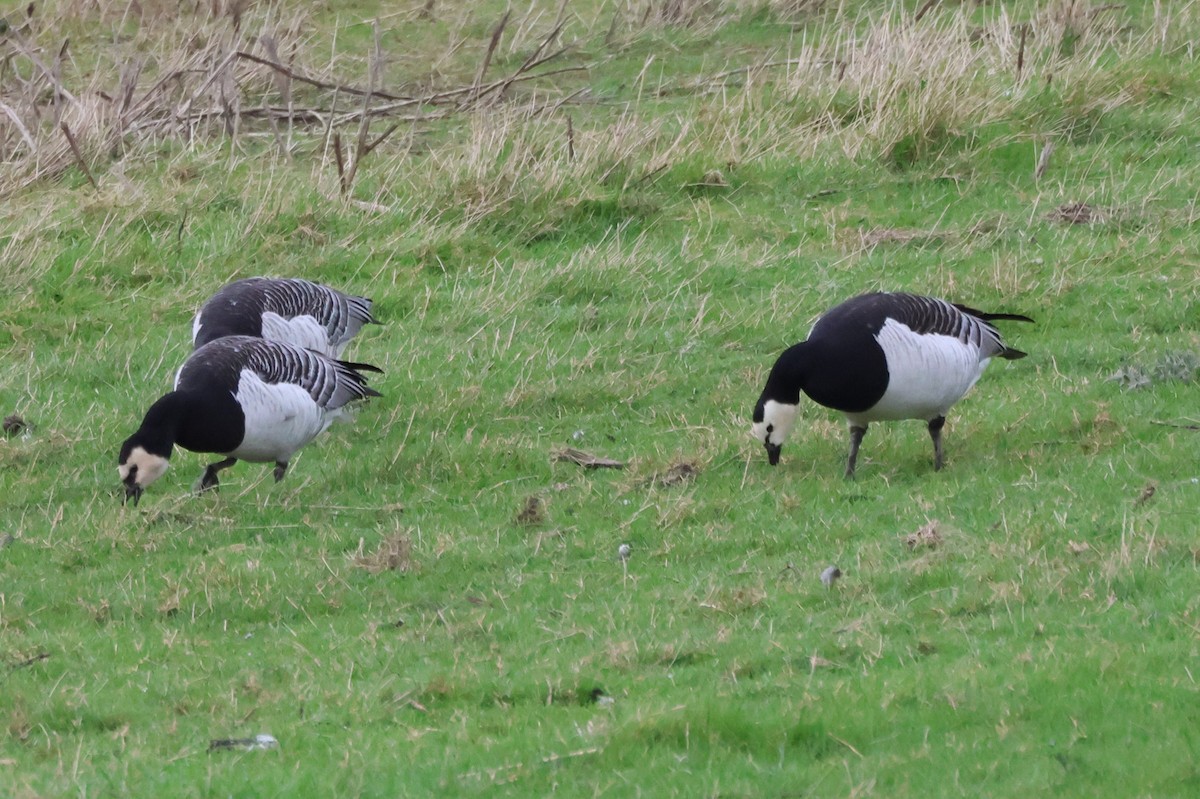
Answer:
[516, 495, 546, 525]
[554, 447, 625, 469]
[904, 520, 943, 550]
[645, 460, 700, 487]
[1046, 202, 1109, 225]
[353, 532, 414, 574]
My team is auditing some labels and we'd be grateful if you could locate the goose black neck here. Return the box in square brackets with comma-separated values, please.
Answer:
[124, 392, 186, 459]
[762, 341, 810, 404]
[133, 390, 244, 457]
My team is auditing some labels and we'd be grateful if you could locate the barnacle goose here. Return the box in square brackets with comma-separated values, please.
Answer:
[118, 336, 381, 505]
[751, 292, 1032, 476]
[192, 277, 377, 358]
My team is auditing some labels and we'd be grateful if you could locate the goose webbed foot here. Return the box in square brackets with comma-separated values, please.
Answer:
[197, 457, 238, 493]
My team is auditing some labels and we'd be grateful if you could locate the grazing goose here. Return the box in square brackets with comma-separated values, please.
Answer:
[751, 292, 1032, 476]
[192, 277, 377, 358]
[118, 336, 381, 505]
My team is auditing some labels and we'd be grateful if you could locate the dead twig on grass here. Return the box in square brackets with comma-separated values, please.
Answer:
[336, 20, 402, 196]
[133, 34, 585, 137]
[332, 131, 347, 192]
[470, 11, 511, 107]
[8, 652, 49, 671]
[0, 101, 36, 152]
[1035, 139, 1054, 181]
[1016, 24, 1029, 80]
[914, 0, 939, 23]
[1150, 420, 1200, 431]
[7, 32, 83, 111]
[554, 448, 625, 469]
[236, 49, 412, 102]
[59, 123, 99, 189]
[176, 48, 239, 134]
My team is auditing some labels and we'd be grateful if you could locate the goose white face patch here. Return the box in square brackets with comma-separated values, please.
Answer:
[119, 446, 170, 488]
[752, 400, 798, 447]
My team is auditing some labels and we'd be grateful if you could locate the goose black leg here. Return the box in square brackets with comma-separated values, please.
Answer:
[273, 461, 289, 482]
[845, 425, 868, 479]
[928, 415, 947, 471]
[198, 457, 238, 492]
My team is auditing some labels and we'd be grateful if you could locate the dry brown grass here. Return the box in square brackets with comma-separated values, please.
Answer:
[0, 1, 594, 198]
[904, 519, 943, 550]
[644, 0, 1163, 171]
[352, 531, 415, 574]
[1, 0, 1178, 213]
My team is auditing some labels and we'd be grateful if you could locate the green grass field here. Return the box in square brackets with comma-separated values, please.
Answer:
[2, 1, 1197, 795]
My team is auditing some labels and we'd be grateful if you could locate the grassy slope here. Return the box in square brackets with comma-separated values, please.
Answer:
[1, 1, 1198, 796]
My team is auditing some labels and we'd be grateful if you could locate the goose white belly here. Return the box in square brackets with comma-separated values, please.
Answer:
[847, 320, 988, 425]
[260, 312, 333, 356]
[229, 371, 334, 462]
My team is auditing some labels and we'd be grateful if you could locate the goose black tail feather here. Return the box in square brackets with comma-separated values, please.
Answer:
[337, 359, 385, 374]
[952, 303, 1035, 324]
[979, 312, 1035, 324]
[998, 347, 1028, 361]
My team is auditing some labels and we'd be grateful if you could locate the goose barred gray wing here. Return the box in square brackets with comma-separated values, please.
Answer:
[841, 292, 1029, 360]
[177, 336, 381, 410]
[193, 277, 377, 352]
[255, 278, 376, 346]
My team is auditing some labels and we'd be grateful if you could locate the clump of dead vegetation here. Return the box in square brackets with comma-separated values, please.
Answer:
[1, 0, 1176, 206]
[554, 447, 625, 469]
[1109, 350, 1200, 390]
[639, 459, 701, 488]
[516, 494, 546, 526]
[903, 519, 944, 550]
[352, 531, 414, 574]
[0, 1, 587, 199]
[1046, 202, 1111, 225]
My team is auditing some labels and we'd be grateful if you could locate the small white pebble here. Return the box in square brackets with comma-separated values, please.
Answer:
[618, 543, 631, 561]
[572, 429, 586, 441]
[251, 734, 279, 750]
[820, 565, 842, 588]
